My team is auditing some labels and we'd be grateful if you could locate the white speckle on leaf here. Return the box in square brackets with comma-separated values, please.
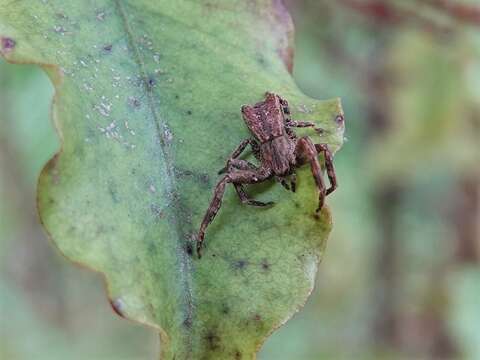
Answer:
[53, 25, 66, 35]
[96, 11, 106, 21]
[124, 121, 136, 136]
[163, 125, 173, 143]
[94, 102, 112, 117]
[297, 104, 312, 114]
[83, 82, 93, 92]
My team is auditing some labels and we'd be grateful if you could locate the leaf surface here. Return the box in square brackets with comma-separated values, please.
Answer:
[0, 1, 344, 358]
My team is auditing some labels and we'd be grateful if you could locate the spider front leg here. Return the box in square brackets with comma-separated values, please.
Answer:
[287, 120, 324, 134]
[295, 137, 328, 212]
[224, 159, 275, 207]
[218, 138, 259, 174]
[197, 166, 272, 257]
[315, 143, 337, 195]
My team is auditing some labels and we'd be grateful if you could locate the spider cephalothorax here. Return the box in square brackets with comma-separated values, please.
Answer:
[197, 92, 342, 257]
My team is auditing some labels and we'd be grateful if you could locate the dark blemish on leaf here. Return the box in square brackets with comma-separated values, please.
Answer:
[146, 76, 156, 90]
[254, 314, 262, 321]
[1, 37, 16, 53]
[175, 168, 211, 186]
[128, 96, 141, 108]
[186, 110, 192, 115]
[108, 181, 119, 203]
[150, 204, 164, 218]
[233, 259, 248, 270]
[261, 258, 271, 271]
[103, 44, 112, 52]
[199, 173, 210, 185]
[235, 350, 242, 359]
[221, 303, 230, 315]
[204, 331, 221, 351]
[55, 12, 68, 19]
[185, 243, 194, 256]
[148, 241, 157, 254]
[109, 298, 125, 318]
[256, 55, 266, 66]
[312, 213, 321, 221]
[175, 94, 180, 100]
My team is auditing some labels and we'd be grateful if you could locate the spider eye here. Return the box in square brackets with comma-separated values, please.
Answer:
[335, 115, 344, 124]
[283, 106, 290, 115]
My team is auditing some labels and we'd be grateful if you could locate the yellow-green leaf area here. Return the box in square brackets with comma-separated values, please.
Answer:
[0, 1, 344, 359]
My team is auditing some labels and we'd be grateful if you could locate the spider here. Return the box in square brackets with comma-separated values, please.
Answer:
[196, 92, 342, 257]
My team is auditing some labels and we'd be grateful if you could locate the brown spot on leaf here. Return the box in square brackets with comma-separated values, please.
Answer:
[150, 204, 164, 219]
[233, 259, 248, 270]
[103, 44, 113, 52]
[185, 243, 194, 256]
[109, 298, 125, 318]
[234, 350, 242, 359]
[1, 37, 16, 53]
[204, 331, 221, 351]
[261, 258, 271, 271]
[146, 76, 156, 90]
[221, 303, 230, 315]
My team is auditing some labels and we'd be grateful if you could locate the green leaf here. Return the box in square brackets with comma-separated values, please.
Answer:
[0, 1, 344, 358]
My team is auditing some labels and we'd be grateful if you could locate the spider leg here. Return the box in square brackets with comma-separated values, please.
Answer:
[287, 120, 316, 128]
[295, 137, 327, 212]
[218, 139, 259, 174]
[197, 166, 272, 257]
[287, 120, 325, 135]
[276, 176, 291, 191]
[224, 159, 275, 206]
[315, 144, 337, 195]
[234, 184, 274, 207]
[219, 158, 257, 174]
[290, 172, 297, 193]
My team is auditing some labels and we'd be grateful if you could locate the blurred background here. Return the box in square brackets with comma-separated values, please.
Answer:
[1, 1, 479, 359]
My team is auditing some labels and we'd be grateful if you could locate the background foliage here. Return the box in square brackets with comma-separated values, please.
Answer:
[1, 0, 479, 359]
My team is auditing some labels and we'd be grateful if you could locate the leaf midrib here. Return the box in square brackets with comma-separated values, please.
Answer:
[114, 0, 195, 354]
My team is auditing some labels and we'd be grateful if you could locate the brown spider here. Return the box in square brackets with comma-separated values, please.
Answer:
[196, 92, 341, 257]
